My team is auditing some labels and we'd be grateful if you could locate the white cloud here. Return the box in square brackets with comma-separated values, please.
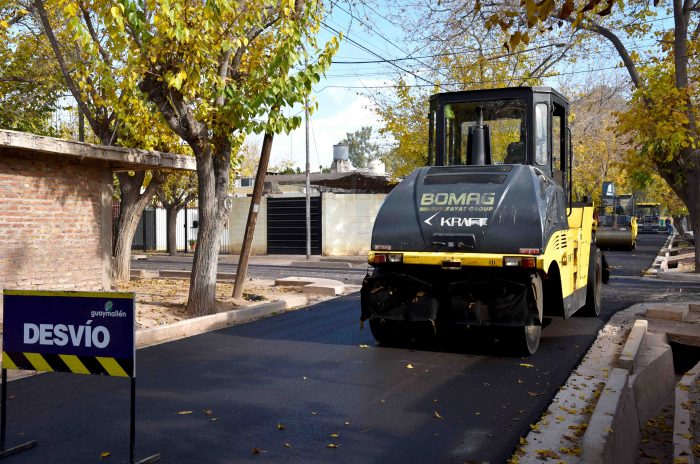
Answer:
[246, 79, 391, 172]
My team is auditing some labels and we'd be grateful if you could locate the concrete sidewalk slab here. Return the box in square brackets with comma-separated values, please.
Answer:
[303, 283, 343, 296]
[674, 359, 700, 464]
[646, 305, 689, 321]
[275, 276, 346, 296]
[657, 270, 700, 282]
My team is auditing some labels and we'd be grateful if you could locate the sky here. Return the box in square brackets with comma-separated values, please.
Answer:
[262, 2, 407, 172]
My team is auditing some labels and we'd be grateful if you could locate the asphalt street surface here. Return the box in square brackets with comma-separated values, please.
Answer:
[4, 234, 699, 463]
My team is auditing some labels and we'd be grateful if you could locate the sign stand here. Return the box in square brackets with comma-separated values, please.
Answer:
[0, 369, 37, 459]
[132, 378, 160, 464]
[1, 290, 161, 463]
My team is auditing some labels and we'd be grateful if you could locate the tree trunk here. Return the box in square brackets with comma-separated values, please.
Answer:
[165, 206, 179, 256]
[686, 167, 700, 273]
[113, 200, 144, 281]
[186, 140, 231, 316]
[112, 171, 162, 281]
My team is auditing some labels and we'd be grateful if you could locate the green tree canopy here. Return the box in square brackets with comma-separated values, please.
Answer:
[81, 0, 339, 314]
[339, 126, 380, 169]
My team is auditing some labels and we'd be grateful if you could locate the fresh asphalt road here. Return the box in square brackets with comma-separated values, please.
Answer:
[4, 234, 699, 463]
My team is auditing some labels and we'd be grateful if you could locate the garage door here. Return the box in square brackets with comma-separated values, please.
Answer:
[267, 196, 322, 254]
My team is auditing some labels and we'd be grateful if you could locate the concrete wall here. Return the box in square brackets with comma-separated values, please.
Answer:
[321, 192, 385, 256]
[0, 150, 112, 316]
[227, 196, 268, 254]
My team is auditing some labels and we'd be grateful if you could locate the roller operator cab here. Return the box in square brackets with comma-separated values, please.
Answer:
[360, 87, 607, 355]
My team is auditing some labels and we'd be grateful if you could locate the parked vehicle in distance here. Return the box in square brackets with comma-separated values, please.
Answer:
[596, 194, 638, 250]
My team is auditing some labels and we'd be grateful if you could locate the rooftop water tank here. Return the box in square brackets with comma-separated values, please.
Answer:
[333, 144, 349, 161]
[368, 159, 386, 175]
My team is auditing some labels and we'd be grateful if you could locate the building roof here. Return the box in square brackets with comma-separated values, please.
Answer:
[0, 129, 196, 171]
[265, 171, 396, 193]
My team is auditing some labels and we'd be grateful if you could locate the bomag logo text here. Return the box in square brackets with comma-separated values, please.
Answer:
[421, 192, 495, 207]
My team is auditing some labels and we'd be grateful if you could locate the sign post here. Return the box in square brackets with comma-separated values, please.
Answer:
[1, 290, 159, 463]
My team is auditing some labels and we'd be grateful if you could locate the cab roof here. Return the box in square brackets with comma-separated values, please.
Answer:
[429, 86, 568, 105]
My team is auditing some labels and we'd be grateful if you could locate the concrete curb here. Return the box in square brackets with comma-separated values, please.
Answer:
[290, 260, 353, 269]
[156, 270, 237, 280]
[674, 359, 700, 464]
[619, 319, 647, 373]
[135, 297, 302, 349]
[629, 331, 675, 427]
[657, 270, 700, 282]
[580, 368, 640, 464]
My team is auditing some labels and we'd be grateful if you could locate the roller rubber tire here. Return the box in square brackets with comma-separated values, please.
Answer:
[369, 318, 411, 346]
[507, 274, 543, 356]
[579, 245, 602, 317]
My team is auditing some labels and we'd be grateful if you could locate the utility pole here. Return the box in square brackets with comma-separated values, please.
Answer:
[233, 132, 275, 299]
[305, 68, 311, 260]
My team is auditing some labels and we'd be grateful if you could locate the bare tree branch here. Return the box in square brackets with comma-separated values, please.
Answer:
[32, 0, 104, 139]
[79, 3, 112, 64]
[575, 17, 641, 88]
[139, 74, 207, 146]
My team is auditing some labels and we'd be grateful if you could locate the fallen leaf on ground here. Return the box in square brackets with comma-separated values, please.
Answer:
[284, 443, 291, 448]
[277, 424, 285, 430]
[535, 449, 560, 459]
[203, 409, 213, 416]
[251, 448, 264, 454]
[178, 410, 193, 415]
[434, 411, 443, 419]
[527, 392, 539, 397]
[100, 451, 111, 459]
[359, 344, 370, 348]
[327, 443, 340, 448]
[519, 363, 534, 368]
[330, 433, 339, 438]
[406, 363, 414, 369]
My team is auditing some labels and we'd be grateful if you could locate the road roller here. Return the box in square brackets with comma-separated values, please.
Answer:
[595, 194, 638, 250]
[360, 87, 608, 355]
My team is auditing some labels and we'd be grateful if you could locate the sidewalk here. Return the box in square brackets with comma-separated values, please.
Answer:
[515, 234, 700, 464]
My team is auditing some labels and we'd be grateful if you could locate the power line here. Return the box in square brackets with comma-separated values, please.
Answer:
[314, 51, 698, 92]
[328, 0, 441, 76]
[332, 42, 566, 64]
[321, 22, 439, 88]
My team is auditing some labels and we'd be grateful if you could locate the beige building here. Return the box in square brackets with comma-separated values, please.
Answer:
[0, 129, 195, 316]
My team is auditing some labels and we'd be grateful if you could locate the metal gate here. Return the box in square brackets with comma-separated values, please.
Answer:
[267, 196, 322, 255]
[132, 206, 157, 251]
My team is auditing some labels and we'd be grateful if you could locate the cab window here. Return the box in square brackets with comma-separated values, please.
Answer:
[535, 103, 548, 166]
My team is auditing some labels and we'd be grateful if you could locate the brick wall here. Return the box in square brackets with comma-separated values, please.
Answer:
[0, 150, 112, 315]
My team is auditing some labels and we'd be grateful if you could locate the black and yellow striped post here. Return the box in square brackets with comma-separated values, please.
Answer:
[1, 290, 159, 463]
